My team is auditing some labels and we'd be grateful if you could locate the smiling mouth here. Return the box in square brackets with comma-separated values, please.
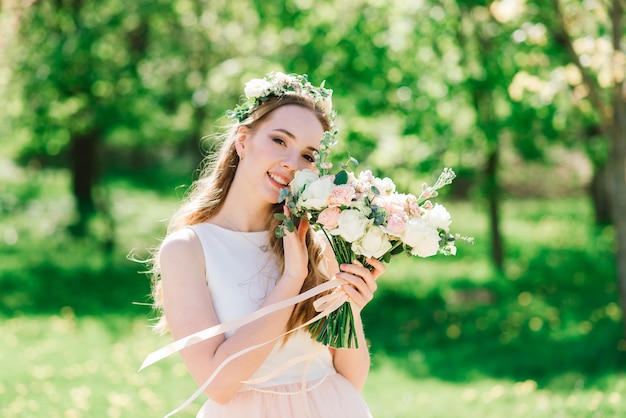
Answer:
[268, 172, 289, 186]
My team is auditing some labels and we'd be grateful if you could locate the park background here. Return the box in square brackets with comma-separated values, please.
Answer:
[1, 0, 626, 417]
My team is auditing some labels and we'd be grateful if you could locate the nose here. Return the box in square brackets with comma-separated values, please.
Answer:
[281, 151, 298, 172]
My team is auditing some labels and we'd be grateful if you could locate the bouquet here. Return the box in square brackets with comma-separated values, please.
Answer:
[275, 156, 472, 348]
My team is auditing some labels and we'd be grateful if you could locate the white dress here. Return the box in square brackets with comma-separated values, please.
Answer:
[187, 223, 372, 418]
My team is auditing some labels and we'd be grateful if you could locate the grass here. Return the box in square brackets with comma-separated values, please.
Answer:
[1, 168, 626, 417]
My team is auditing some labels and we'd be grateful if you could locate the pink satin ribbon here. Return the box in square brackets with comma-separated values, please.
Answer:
[140, 278, 349, 417]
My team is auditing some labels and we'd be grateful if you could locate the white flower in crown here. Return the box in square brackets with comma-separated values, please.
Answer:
[228, 72, 335, 123]
[244, 78, 272, 99]
[322, 94, 333, 115]
[273, 71, 292, 86]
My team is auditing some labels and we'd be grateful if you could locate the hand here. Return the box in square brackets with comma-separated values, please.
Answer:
[281, 205, 310, 283]
[336, 257, 385, 313]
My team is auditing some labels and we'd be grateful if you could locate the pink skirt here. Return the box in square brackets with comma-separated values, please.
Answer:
[197, 373, 372, 418]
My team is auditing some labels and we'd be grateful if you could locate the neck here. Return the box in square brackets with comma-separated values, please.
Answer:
[214, 194, 272, 232]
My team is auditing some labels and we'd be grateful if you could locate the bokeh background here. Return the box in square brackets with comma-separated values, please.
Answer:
[1, 0, 626, 417]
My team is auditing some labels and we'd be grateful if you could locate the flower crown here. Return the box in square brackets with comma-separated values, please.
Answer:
[227, 72, 334, 123]
[228, 72, 338, 173]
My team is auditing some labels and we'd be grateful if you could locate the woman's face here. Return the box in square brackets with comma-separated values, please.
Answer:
[234, 104, 324, 206]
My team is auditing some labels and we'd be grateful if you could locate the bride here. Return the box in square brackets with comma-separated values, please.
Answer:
[148, 72, 385, 417]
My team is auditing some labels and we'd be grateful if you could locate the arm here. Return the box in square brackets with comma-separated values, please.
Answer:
[319, 242, 386, 391]
[160, 218, 310, 404]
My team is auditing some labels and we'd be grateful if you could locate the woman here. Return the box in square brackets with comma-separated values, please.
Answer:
[150, 73, 385, 417]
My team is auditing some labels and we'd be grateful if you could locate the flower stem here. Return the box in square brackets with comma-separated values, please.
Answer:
[310, 233, 359, 349]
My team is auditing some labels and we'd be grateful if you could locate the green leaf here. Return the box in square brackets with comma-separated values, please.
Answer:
[278, 188, 291, 203]
[391, 243, 405, 255]
[334, 170, 348, 185]
[273, 213, 287, 221]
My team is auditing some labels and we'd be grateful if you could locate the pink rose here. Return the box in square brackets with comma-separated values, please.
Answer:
[328, 185, 356, 207]
[383, 214, 406, 237]
[318, 207, 342, 230]
[376, 194, 409, 218]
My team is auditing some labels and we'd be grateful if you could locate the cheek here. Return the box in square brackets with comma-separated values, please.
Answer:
[298, 159, 316, 171]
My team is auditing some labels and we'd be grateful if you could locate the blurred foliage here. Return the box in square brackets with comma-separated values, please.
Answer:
[2, 0, 615, 188]
[1, 1, 624, 415]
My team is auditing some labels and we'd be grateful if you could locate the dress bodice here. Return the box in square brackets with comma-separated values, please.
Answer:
[187, 223, 334, 388]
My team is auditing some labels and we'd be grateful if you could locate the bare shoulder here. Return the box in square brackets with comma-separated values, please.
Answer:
[161, 227, 199, 252]
[159, 227, 204, 274]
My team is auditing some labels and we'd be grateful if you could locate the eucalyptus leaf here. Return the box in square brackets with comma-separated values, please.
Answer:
[334, 170, 348, 185]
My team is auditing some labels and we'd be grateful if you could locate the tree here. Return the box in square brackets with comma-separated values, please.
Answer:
[515, 0, 626, 332]
[13, 0, 219, 238]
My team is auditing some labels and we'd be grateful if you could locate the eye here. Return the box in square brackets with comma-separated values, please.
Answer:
[272, 137, 286, 146]
[302, 154, 315, 163]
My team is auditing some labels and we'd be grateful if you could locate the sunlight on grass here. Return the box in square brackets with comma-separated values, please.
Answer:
[365, 354, 626, 418]
[0, 314, 199, 418]
[2, 313, 625, 418]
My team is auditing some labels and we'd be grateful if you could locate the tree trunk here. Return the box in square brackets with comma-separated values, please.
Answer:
[486, 146, 504, 272]
[590, 162, 613, 225]
[69, 132, 98, 236]
[607, 0, 626, 337]
[610, 105, 626, 337]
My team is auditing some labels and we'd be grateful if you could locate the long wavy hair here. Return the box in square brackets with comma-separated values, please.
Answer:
[150, 93, 333, 336]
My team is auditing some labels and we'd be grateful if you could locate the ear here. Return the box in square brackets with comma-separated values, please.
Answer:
[234, 126, 250, 159]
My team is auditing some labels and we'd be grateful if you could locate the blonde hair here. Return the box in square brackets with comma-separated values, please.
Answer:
[150, 94, 333, 336]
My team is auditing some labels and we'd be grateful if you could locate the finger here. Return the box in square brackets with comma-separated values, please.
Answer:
[364, 257, 386, 279]
[339, 262, 375, 284]
[340, 283, 370, 308]
[336, 271, 376, 294]
[297, 218, 309, 242]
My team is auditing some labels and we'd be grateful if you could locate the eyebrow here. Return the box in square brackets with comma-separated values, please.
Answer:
[272, 129, 319, 154]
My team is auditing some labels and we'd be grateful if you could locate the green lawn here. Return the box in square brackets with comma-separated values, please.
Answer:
[1, 171, 625, 417]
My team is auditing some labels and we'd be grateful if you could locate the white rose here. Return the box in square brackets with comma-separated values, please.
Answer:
[352, 225, 392, 258]
[290, 169, 319, 194]
[348, 198, 372, 217]
[244, 78, 272, 98]
[423, 203, 452, 232]
[330, 209, 371, 242]
[298, 176, 335, 210]
[402, 218, 441, 258]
